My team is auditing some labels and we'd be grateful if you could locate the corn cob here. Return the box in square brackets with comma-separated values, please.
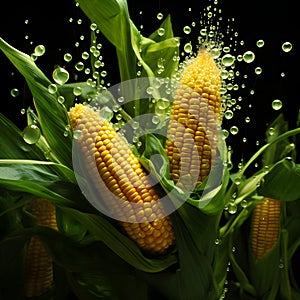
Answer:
[165, 48, 222, 188]
[69, 103, 175, 254]
[24, 199, 57, 298]
[250, 198, 281, 259]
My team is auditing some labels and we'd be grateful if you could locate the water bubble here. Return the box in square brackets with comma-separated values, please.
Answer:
[183, 26, 191, 34]
[230, 126, 239, 135]
[73, 86, 82, 96]
[152, 115, 160, 124]
[282, 42, 292, 52]
[215, 238, 222, 245]
[10, 88, 19, 97]
[245, 117, 250, 123]
[256, 39, 264, 47]
[20, 108, 26, 115]
[240, 199, 248, 208]
[101, 70, 107, 77]
[227, 203, 237, 214]
[75, 62, 84, 71]
[211, 48, 221, 59]
[90, 23, 97, 31]
[243, 51, 255, 63]
[73, 129, 82, 140]
[64, 53, 72, 62]
[157, 27, 165, 36]
[255, 67, 262, 75]
[157, 13, 163, 20]
[34, 45, 46, 56]
[183, 42, 193, 53]
[221, 54, 235, 67]
[99, 106, 113, 121]
[48, 83, 57, 94]
[224, 110, 234, 120]
[23, 124, 41, 144]
[53, 67, 69, 85]
[57, 96, 65, 104]
[272, 99, 282, 110]
[82, 51, 89, 60]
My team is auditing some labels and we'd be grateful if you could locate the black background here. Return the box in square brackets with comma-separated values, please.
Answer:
[0, 0, 299, 297]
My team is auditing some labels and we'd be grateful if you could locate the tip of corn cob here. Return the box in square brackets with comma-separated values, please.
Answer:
[165, 47, 222, 188]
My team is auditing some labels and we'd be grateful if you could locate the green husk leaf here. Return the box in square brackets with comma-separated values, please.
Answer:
[0, 37, 72, 167]
[257, 158, 300, 202]
[59, 206, 177, 273]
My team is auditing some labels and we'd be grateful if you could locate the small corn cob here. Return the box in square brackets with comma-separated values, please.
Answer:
[69, 103, 175, 254]
[24, 199, 57, 298]
[165, 48, 222, 188]
[250, 198, 281, 260]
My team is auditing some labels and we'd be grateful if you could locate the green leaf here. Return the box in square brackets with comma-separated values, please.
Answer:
[0, 37, 72, 167]
[258, 158, 300, 201]
[60, 206, 177, 273]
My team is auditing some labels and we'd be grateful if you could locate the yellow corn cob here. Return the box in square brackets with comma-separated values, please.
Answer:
[250, 198, 281, 259]
[165, 48, 222, 188]
[24, 199, 57, 298]
[69, 103, 175, 254]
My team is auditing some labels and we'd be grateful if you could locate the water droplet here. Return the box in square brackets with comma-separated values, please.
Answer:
[282, 41, 292, 52]
[272, 99, 282, 110]
[53, 67, 69, 85]
[82, 51, 89, 60]
[215, 238, 222, 245]
[101, 70, 107, 77]
[10, 88, 19, 97]
[256, 39, 264, 47]
[48, 83, 57, 94]
[240, 199, 248, 208]
[255, 67, 262, 75]
[34, 45, 46, 56]
[221, 54, 235, 66]
[99, 106, 113, 121]
[245, 117, 250, 123]
[228, 203, 237, 214]
[152, 115, 160, 124]
[64, 53, 72, 62]
[23, 124, 41, 144]
[157, 13, 163, 20]
[224, 110, 234, 120]
[73, 129, 82, 140]
[183, 26, 191, 34]
[73, 86, 82, 96]
[57, 96, 65, 104]
[243, 51, 255, 63]
[75, 61, 84, 71]
[90, 23, 97, 31]
[230, 126, 239, 135]
[157, 27, 165, 36]
[183, 42, 192, 53]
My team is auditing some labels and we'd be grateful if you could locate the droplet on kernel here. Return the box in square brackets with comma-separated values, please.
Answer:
[282, 41, 292, 52]
[53, 67, 69, 85]
[73, 129, 82, 140]
[242, 51, 255, 63]
[34, 45, 46, 57]
[23, 124, 41, 144]
[272, 99, 282, 110]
